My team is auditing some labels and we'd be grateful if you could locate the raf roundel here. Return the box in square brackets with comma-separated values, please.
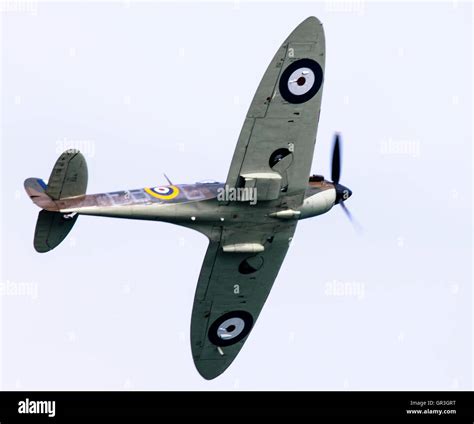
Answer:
[208, 311, 254, 347]
[278, 58, 323, 104]
[144, 185, 180, 200]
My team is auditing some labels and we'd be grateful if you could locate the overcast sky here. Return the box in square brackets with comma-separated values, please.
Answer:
[1, 1, 472, 390]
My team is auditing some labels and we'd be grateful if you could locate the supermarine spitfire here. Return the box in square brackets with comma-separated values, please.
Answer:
[25, 17, 353, 379]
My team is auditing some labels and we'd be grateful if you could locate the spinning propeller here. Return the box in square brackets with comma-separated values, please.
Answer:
[330, 133, 359, 229]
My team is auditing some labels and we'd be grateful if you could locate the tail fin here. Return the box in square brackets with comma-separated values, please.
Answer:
[46, 149, 88, 200]
[24, 150, 88, 253]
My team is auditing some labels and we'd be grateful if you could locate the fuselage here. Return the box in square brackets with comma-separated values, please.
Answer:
[31, 179, 337, 224]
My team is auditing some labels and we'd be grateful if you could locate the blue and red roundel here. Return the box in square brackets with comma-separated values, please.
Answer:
[144, 185, 180, 200]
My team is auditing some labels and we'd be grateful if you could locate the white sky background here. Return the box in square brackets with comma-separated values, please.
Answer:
[0, 1, 472, 390]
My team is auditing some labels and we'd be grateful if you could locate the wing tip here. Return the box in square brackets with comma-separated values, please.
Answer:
[302, 15, 322, 26]
[287, 16, 324, 43]
[194, 359, 229, 380]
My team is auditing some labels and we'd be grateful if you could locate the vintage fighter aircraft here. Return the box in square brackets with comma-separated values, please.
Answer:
[25, 16, 353, 379]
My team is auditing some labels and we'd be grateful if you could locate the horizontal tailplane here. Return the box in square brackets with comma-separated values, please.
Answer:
[33, 210, 78, 253]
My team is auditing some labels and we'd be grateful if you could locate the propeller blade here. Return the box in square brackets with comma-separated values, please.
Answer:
[331, 133, 341, 184]
[340, 201, 352, 221]
[340, 202, 363, 233]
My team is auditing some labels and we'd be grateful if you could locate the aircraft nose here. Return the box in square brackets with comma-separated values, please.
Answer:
[334, 183, 352, 204]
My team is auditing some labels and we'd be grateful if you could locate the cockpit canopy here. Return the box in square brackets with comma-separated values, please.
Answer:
[309, 174, 324, 182]
[196, 179, 221, 184]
